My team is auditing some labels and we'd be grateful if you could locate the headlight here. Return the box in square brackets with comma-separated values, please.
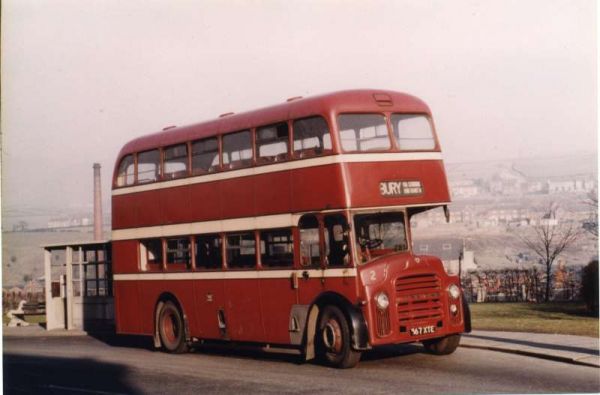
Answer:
[448, 284, 461, 299]
[375, 292, 390, 310]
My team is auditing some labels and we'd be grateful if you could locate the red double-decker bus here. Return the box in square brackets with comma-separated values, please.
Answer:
[111, 89, 470, 368]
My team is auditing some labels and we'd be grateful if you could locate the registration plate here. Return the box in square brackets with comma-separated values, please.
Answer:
[409, 325, 436, 336]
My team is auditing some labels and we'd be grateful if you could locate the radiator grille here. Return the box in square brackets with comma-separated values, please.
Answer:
[395, 274, 442, 324]
[376, 308, 391, 337]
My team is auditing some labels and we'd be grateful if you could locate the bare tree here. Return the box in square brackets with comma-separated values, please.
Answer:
[583, 189, 598, 237]
[518, 205, 581, 302]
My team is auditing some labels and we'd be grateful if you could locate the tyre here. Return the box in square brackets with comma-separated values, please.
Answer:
[316, 305, 361, 368]
[422, 334, 461, 355]
[158, 301, 189, 354]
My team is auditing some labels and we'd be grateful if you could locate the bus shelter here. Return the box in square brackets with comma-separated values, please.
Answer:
[42, 240, 114, 331]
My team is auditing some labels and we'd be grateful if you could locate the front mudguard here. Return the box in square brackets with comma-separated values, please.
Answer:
[346, 304, 370, 351]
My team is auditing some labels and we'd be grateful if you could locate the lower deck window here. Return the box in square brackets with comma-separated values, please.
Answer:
[166, 238, 191, 267]
[324, 214, 350, 267]
[226, 233, 256, 269]
[140, 238, 163, 270]
[195, 234, 222, 270]
[299, 215, 320, 267]
[260, 229, 293, 268]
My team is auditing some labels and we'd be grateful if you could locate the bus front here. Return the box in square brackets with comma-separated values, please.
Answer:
[336, 103, 470, 353]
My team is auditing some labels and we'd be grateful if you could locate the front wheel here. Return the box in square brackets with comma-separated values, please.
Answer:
[158, 301, 189, 354]
[422, 334, 461, 355]
[316, 305, 361, 368]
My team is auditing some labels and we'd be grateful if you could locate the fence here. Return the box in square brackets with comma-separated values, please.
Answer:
[461, 267, 582, 303]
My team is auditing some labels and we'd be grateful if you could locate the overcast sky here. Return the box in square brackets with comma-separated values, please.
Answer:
[1, 0, 597, 223]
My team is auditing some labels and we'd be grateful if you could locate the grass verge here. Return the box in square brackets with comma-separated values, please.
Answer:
[2, 313, 46, 326]
[470, 302, 599, 337]
[22, 314, 46, 325]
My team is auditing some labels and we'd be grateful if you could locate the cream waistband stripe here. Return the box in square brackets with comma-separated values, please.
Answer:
[112, 213, 294, 240]
[112, 152, 444, 196]
[111, 202, 450, 241]
[113, 268, 357, 281]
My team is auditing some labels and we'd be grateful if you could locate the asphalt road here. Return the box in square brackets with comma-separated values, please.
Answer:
[4, 334, 599, 394]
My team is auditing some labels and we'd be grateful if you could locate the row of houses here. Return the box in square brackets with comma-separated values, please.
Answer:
[47, 216, 92, 229]
[449, 174, 596, 199]
[3, 281, 45, 305]
[413, 203, 590, 229]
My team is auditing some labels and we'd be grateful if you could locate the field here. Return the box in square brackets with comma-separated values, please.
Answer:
[470, 302, 599, 337]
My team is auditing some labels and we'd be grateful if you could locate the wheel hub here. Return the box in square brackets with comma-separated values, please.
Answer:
[322, 319, 342, 353]
[162, 311, 178, 343]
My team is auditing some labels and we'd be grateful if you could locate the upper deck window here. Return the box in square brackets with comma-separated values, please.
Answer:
[192, 137, 219, 174]
[222, 130, 252, 169]
[391, 114, 436, 150]
[164, 144, 189, 180]
[257, 123, 289, 163]
[338, 114, 390, 152]
[293, 116, 332, 158]
[116, 154, 135, 187]
[137, 149, 161, 184]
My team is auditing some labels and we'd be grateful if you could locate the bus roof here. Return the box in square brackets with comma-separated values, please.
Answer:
[117, 89, 431, 158]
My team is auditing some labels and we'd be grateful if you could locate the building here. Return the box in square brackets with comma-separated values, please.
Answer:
[547, 177, 596, 194]
[413, 238, 477, 275]
[47, 216, 92, 229]
[449, 179, 480, 199]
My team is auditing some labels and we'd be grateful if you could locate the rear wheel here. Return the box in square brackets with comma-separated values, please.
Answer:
[158, 301, 189, 354]
[316, 305, 361, 368]
[422, 334, 461, 355]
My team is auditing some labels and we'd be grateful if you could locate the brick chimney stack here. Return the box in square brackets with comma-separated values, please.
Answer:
[93, 163, 103, 240]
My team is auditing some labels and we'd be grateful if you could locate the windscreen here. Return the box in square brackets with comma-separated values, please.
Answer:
[354, 211, 408, 263]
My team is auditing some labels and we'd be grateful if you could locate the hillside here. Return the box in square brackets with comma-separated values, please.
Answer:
[446, 153, 597, 181]
[2, 230, 105, 288]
